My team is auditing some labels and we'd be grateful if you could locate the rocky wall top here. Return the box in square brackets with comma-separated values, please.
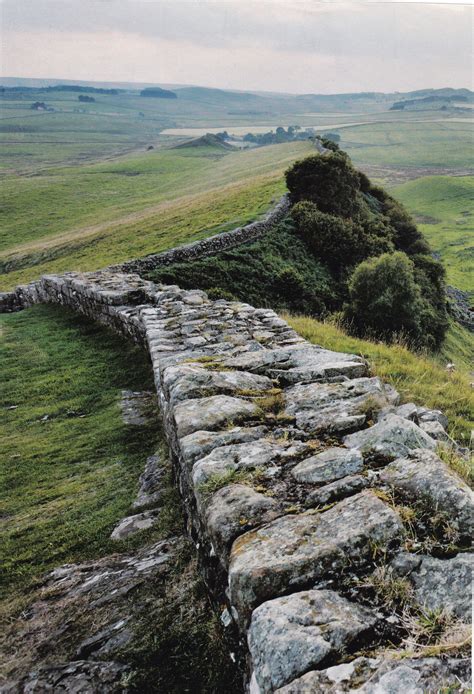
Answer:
[1, 270, 472, 693]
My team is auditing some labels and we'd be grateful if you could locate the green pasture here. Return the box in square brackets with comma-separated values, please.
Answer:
[341, 120, 474, 169]
[394, 175, 474, 295]
[0, 142, 310, 289]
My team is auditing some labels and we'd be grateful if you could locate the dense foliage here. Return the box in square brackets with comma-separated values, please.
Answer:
[140, 87, 177, 99]
[146, 218, 336, 316]
[147, 147, 448, 350]
[286, 149, 448, 348]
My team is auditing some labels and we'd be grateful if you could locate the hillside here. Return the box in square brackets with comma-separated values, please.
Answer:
[394, 175, 474, 297]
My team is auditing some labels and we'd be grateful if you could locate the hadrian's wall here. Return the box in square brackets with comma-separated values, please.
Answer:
[0, 271, 472, 693]
[113, 194, 290, 274]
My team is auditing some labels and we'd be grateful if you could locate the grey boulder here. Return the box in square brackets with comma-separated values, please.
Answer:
[204, 484, 282, 567]
[248, 589, 381, 693]
[379, 449, 474, 536]
[110, 510, 158, 541]
[275, 656, 471, 693]
[173, 394, 257, 438]
[391, 551, 473, 619]
[228, 491, 402, 624]
[343, 414, 436, 459]
[291, 447, 363, 484]
[285, 377, 395, 435]
[178, 426, 267, 469]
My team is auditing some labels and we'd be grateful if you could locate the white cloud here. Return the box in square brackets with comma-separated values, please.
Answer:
[1, 0, 472, 92]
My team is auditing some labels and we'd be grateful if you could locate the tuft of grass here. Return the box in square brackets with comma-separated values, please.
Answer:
[197, 468, 254, 500]
[399, 607, 471, 659]
[437, 445, 473, 486]
[361, 565, 414, 610]
[284, 313, 474, 443]
[0, 304, 162, 593]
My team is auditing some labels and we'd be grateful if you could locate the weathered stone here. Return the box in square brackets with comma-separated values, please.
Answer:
[248, 589, 382, 692]
[285, 377, 394, 435]
[110, 510, 158, 540]
[291, 447, 363, 484]
[162, 363, 273, 404]
[75, 619, 132, 659]
[132, 454, 165, 510]
[223, 344, 367, 384]
[173, 394, 257, 438]
[205, 484, 282, 567]
[5, 660, 130, 693]
[307, 474, 368, 507]
[192, 439, 308, 494]
[378, 402, 418, 422]
[120, 390, 155, 426]
[179, 426, 267, 469]
[379, 449, 474, 536]
[418, 419, 451, 441]
[343, 415, 436, 459]
[275, 656, 472, 693]
[228, 492, 402, 623]
[391, 551, 473, 619]
[417, 407, 449, 430]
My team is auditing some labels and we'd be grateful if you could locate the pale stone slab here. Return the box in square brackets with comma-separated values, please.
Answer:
[379, 449, 474, 536]
[228, 491, 402, 623]
[343, 414, 436, 459]
[291, 447, 363, 484]
[173, 394, 257, 438]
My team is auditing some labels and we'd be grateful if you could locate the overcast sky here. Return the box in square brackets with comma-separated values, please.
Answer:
[1, 0, 472, 94]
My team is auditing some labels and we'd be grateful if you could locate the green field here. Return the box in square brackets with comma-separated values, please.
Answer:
[340, 120, 474, 170]
[393, 175, 474, 295]
[0, 141, 314, 289]
[0, 304, 162, 591]
[1, 83, 472, 293]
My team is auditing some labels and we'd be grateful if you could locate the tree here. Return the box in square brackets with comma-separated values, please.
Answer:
[285, 152, 362, 218]
[345, 252, 425, 343]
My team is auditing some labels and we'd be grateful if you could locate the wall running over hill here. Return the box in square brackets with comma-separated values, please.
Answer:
[114, 194, 290, 274]
[1, 271, 472, 693]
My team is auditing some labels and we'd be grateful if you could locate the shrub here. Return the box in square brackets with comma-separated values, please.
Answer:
[292, 200, 393, 273]
[345, 251, 448, 348]
[285, 151, 362, 218]
[345, 252, 424, 343]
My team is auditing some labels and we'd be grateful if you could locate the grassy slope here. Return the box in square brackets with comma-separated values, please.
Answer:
[0, 142, 311, 290]
[0, 304, 162, 592]
[393, 175, 474, 295]
[285, 314, 473, 444]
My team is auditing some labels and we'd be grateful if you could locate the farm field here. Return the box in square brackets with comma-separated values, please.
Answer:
[0, 141, 311, 289]
[394, 175, 474, 296]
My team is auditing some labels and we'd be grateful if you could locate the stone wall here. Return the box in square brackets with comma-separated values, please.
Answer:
[1, 270, 472, 693]
[112, 194, 290, 274]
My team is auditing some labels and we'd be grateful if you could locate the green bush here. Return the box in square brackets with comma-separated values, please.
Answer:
[285, 151, 362, 218]
[146, 219, 337, 316]
[292, 200, 393, 274]
[345, 252, 446, 348]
